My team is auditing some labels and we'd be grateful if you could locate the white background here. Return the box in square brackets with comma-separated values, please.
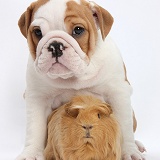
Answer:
[0, 0, 159, 159]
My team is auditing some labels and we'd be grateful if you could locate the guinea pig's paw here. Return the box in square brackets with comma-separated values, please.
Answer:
[122, 144, 146, 160]
[135, 140, 146, 153]
[15, 148, 44, 160]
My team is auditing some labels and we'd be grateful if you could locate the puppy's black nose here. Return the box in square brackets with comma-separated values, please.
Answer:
[48, 41, 65, 58]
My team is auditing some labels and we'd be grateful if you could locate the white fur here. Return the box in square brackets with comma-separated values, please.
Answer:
[33, 0, 67, 32]
[16, 0, 145, 160]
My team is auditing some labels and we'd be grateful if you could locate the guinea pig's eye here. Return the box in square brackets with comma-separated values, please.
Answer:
[33, 28, 42, 38]
[72, 26, 85, 36]
[98, 113, 101, 119]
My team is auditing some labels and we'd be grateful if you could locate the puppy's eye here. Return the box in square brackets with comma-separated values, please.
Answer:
[72, 26, 85, 36]
[33, 28, 42, 38]
[98, 113, 101, 119]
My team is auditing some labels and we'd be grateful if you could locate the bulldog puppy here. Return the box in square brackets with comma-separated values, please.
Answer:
[16, 0, 145, 160]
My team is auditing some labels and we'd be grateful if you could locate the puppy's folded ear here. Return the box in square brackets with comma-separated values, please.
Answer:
[89, 1, 114, 40]
[18, 2, 35, 38]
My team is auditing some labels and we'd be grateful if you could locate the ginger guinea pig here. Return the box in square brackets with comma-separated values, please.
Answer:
[44, 95, 121, 160]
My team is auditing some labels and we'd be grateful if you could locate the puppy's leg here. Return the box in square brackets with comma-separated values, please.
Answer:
[133, 113, 146, 153]
[106, 83, 145, 160]
[16, 97, 52, 160]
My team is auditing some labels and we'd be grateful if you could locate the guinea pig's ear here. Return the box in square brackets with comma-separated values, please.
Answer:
[89, 1, 114, 40]
[98, 103, 113, 117]
[65, 104, 80, 118]
[18, 2, 36, 38]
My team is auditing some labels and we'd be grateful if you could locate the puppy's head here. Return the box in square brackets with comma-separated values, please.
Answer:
[18, 0, 113, 79]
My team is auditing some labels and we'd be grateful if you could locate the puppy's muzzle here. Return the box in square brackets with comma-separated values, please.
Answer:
[48, 41, 65, 59]
[35, 31, 89, 79]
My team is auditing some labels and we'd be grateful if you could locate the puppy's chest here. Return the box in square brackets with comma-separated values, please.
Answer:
[51, 87, 107, 109]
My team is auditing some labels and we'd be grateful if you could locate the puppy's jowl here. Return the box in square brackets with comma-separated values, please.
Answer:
[16, 0, 145, 159]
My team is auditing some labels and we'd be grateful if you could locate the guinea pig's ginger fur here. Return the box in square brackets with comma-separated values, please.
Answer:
[44, 95, 122, 160]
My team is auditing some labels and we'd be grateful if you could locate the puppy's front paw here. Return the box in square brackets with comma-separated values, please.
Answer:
[16, 147, 44, 160]
[135, 140, 146, 153]
[16, 154, 44, 160]
[122, 143, 146, 160]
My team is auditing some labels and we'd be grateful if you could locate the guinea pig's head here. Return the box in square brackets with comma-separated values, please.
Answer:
[61, 96, 119, 152]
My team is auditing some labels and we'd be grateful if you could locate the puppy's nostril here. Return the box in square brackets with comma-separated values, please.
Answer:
[48, 45, 54, 52]
[48, 41, 65, 58]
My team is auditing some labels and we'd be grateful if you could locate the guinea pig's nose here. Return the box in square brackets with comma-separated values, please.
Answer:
[82, 125, 93, 130]
[83, 125, 93, 138]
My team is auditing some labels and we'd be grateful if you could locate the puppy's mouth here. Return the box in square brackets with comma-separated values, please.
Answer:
[34, 31, 89, 79]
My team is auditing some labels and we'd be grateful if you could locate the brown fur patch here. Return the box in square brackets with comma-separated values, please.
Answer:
[65, 0, 98, 57]
[18, 0, 49, 38]
[90, 1, 114, 40]
[18, 0, 49, 59]
[123, 63, 130, 85]
[133, 111, 137, 132]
